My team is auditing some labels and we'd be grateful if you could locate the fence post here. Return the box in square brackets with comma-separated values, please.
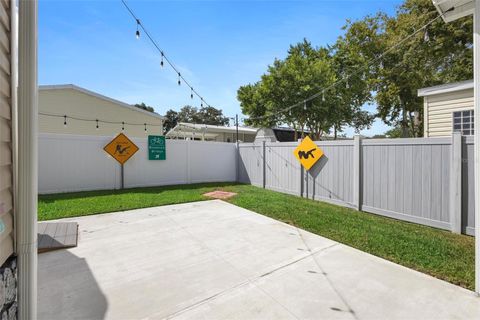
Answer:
[186, 138, 191, 184]
[262, 140, 266, 189]
[353, 135, 362, 210]
[236, 141, 239, 182]
[450, 132, 462, 234]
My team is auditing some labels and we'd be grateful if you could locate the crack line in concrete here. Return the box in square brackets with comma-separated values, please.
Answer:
[160, 211, 341, 320]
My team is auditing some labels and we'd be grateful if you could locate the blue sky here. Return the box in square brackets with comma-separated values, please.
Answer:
[39, 0, 403, 136]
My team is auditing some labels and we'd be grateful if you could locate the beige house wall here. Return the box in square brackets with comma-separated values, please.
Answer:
[0, 0, 14, 266]
[39, 86, 164, 138]
[424, 88, 473, 137]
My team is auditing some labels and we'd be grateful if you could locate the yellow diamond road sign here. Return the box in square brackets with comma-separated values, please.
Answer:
[104, 133, 139, 165]
[293, 136, 324, 171]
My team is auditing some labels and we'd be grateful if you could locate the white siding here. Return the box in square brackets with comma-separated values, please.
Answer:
[0, 0, 13, 266]
[39, 88, 163, 138]
[425, 88, 473, 137]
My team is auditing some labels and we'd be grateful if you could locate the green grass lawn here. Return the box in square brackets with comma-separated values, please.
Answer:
[38, 183, 475, 290]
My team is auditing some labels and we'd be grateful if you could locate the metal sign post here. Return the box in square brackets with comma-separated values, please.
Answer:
[121, 164, 124, 189]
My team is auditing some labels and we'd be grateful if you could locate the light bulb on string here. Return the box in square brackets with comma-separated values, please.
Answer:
[346, 79, 350, 89]
[424, 28, 430, 42]
[160, 52, 164, 68]
[96, 119, 99, 130]
[190, 87, 194, 99]
[135, 19, 140, 39]
[177, 73, 181, 86]
[122, 122, 125, 131]
[303, 101, 307, 111]
[322, 91, 325, 102]
[63, 115, 67, 128]
[144, 123, 147, 132]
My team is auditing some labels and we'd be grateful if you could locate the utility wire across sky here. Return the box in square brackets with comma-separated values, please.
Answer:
[120, 0, 214, 110]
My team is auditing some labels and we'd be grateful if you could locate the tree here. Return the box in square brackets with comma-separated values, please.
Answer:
[134, 102, 155, 113]
[163, 105, 230, 134]
[238, 39, 375, 139]
[163, 109, 179, 134]
[343, 0, 472, 137]
[177, 106, 201, 124]
[198, 106, 230, 126]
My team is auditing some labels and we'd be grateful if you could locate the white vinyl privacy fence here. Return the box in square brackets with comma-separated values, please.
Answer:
[238, 133, 475, 236]
[39, 132, 475, 236]
[39, 133, 236, 194]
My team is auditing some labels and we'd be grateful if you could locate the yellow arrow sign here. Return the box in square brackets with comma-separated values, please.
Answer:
[104, 133, 139, 165]
[293, 136, 324, 171]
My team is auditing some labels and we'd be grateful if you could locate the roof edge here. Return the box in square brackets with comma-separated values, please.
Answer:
[417, 80, 473, 97]
[39, 84, 166, 120]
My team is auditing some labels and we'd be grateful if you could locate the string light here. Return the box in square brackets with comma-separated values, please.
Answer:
[190, 87, 194, 99]
[135, 19, 140, 39]
[303, 101, 307, 111]
[144, 123, 147, 132]
[424, 28, 430, 42]
[121, 0, 216, 108]
[40, 112, 165, 131]
[322, 91, 325, 102]
[122, 121, 125, 131]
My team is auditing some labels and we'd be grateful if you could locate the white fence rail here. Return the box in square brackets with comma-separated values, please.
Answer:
[39, 133, 236, 194]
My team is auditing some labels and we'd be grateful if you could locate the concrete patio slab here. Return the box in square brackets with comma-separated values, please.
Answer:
[38, 200, 480, 320]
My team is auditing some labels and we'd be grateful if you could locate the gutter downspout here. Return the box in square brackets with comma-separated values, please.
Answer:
[11, 0, 18, 254]
[17, 0, 38, 318]
[474, 0, 480, 295]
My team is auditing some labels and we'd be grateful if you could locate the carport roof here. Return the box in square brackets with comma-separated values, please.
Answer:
[432, 0, 474, 22]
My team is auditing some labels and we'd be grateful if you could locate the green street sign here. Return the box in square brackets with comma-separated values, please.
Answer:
[148, 135, 166, 160]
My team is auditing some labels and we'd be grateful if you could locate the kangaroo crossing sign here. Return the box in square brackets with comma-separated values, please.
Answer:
[104, 133, 139, 165]
[293, 136, 324, 171]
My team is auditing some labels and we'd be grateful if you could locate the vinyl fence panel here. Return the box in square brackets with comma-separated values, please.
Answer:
[361, 138, 452, 230]
[306, 141, 354, 207]
[39, 133, 236, 194]
[238, 143, 264, 187]
[39, 134, 121, 193]
[265, 142, 301, 196]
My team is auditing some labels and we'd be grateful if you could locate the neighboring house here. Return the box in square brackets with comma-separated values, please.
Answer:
[39, 84, 164, 138]
[418, 80, 473, 137]
[166, 122, 258, 142]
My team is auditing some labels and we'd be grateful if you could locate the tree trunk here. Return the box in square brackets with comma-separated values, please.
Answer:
[401, 101, 408, 138]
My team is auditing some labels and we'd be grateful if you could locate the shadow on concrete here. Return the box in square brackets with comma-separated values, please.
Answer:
[38, 250, 108, 320]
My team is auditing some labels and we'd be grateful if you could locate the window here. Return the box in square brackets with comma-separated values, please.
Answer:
[453, 110, 474, 136]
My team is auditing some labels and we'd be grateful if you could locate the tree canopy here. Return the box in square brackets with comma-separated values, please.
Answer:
[134, 102, 155, 113]
[237, 0, 472, 138]
[162, 105, 230, 134]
